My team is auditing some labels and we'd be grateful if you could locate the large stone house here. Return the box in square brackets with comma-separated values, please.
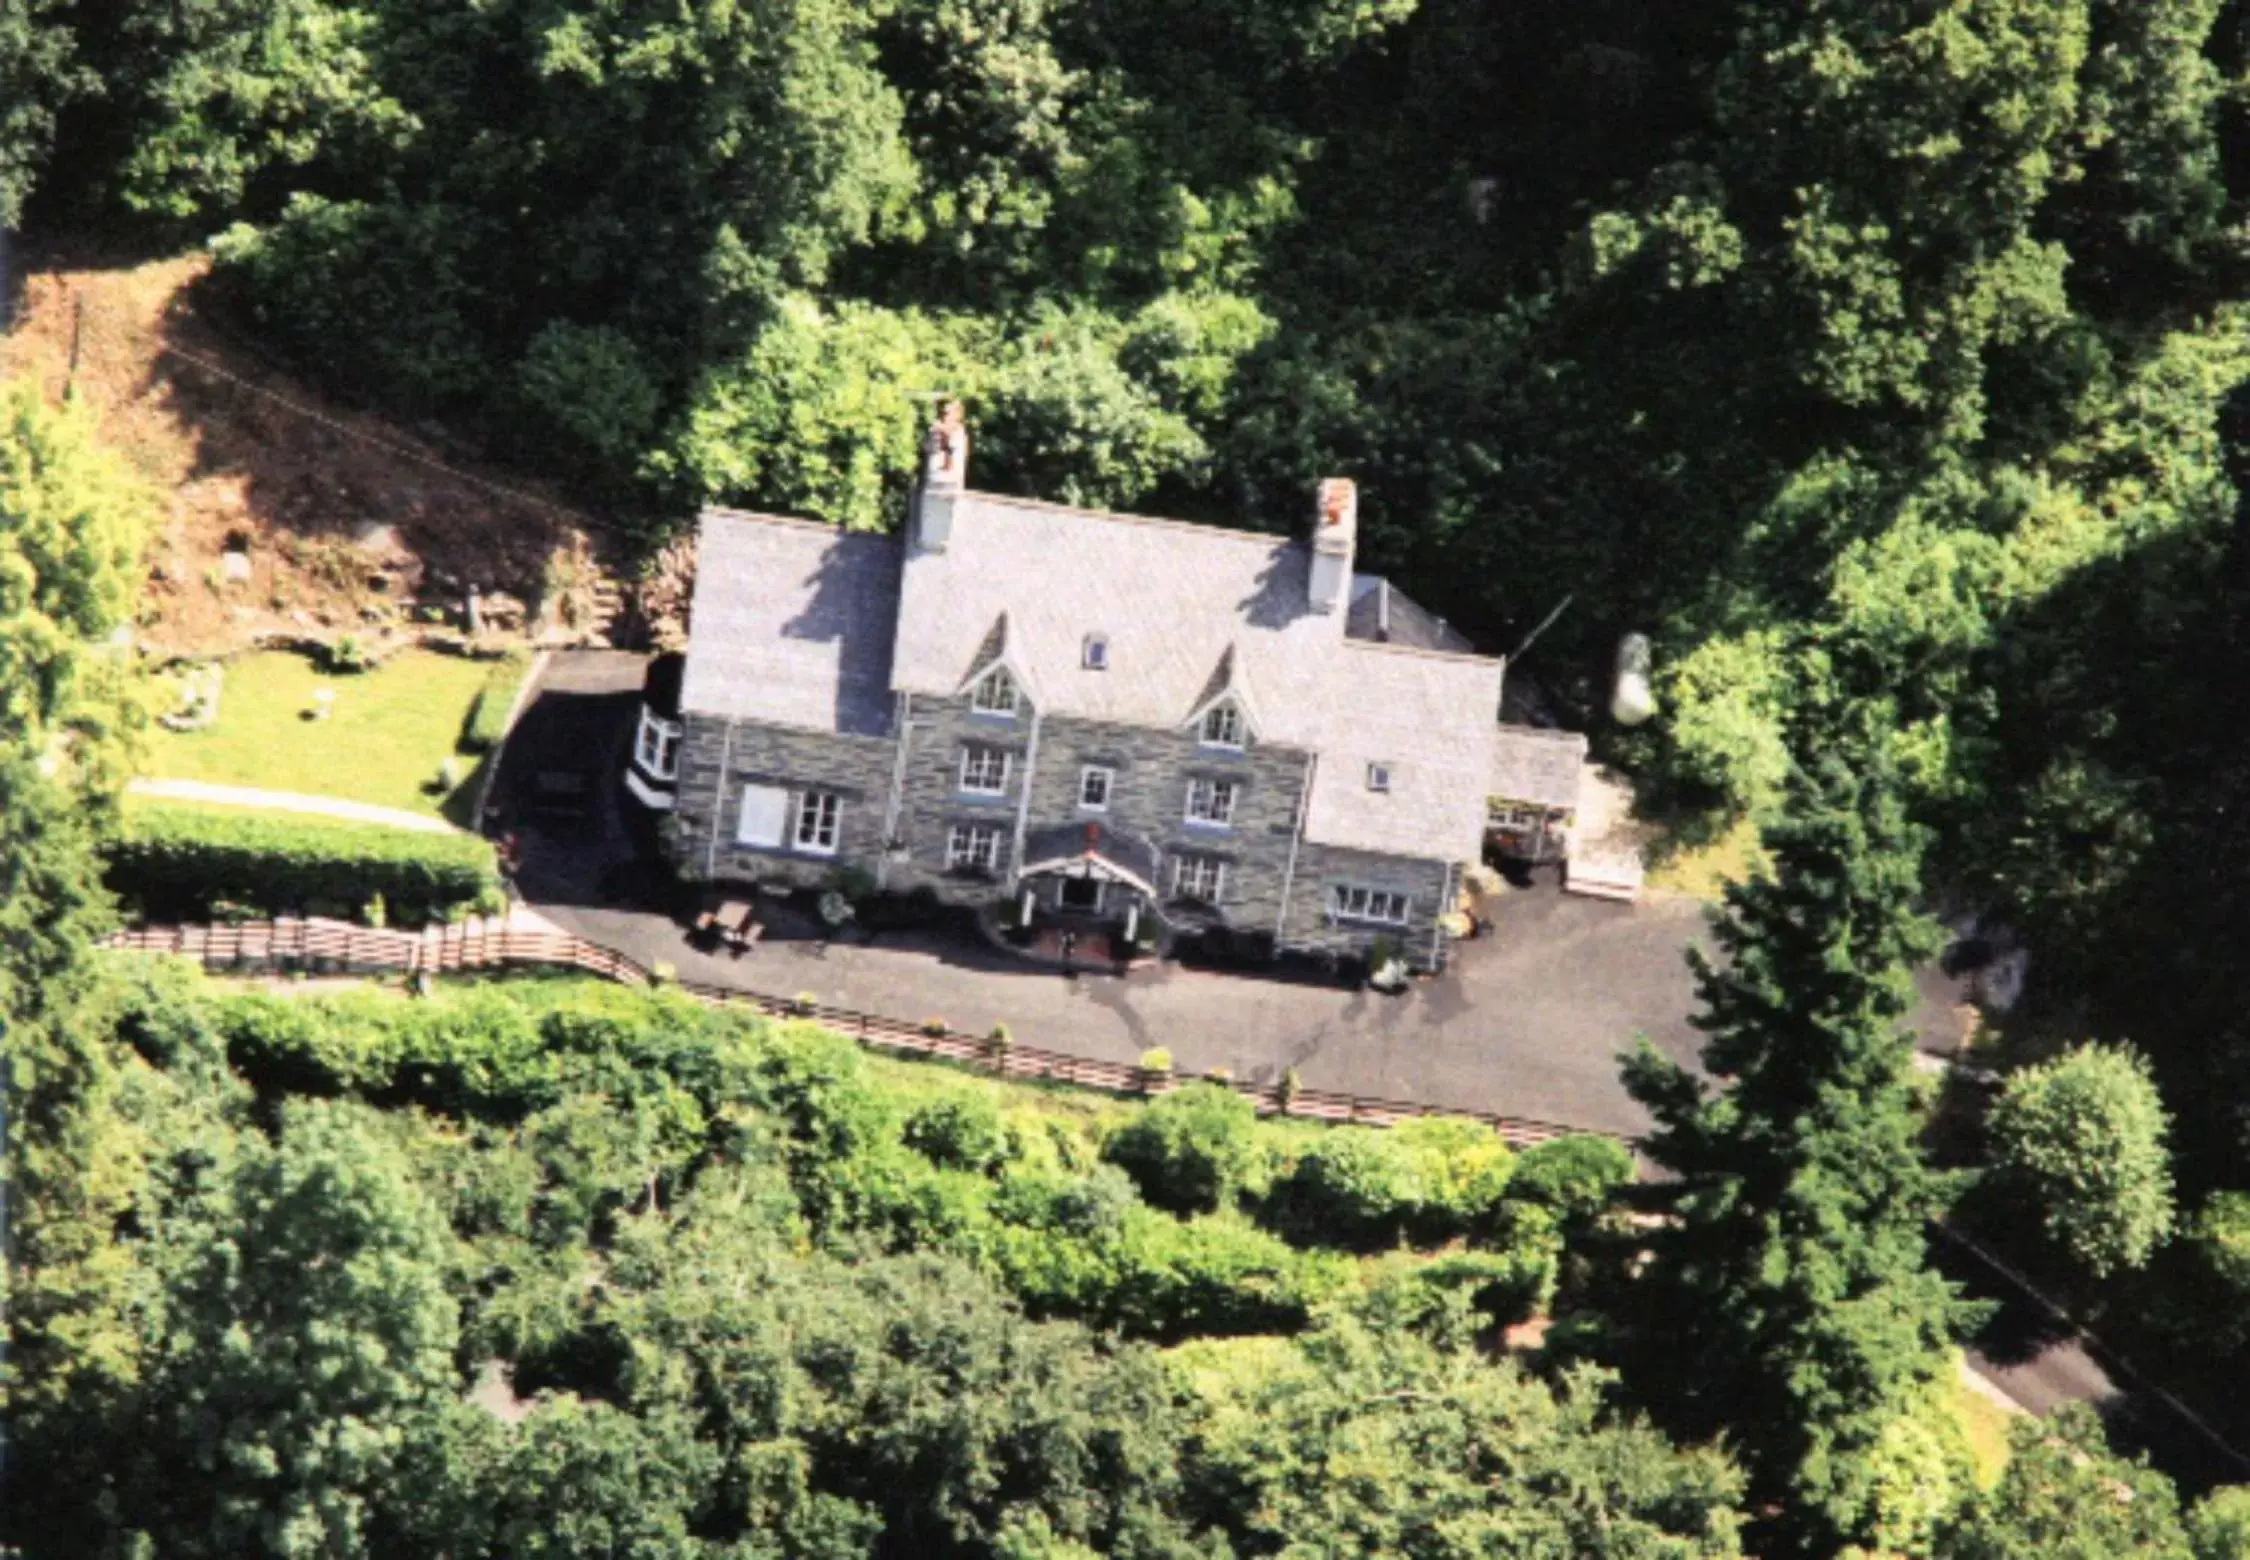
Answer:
[639, 414, 1513, 972]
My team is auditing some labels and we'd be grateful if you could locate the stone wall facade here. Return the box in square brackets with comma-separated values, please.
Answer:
[1277, 841, 1456, 970]
[668, 696, 1460, 970]
[669, 709, 901, 891]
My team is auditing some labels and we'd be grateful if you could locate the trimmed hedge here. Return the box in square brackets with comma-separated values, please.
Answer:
[460, 650, 534, 753]
[107, 800, 502, 923]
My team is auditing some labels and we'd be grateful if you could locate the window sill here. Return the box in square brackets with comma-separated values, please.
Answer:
[1180, 818, 1234, 832]
[1327, 915, 1409, 930]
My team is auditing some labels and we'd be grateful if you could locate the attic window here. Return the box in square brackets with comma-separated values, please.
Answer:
[971, 666, 1019, 715]
[1200, 702, 1244, 748]
[1366, 762, 1392, 794]
[1083, 634, 1110, 670]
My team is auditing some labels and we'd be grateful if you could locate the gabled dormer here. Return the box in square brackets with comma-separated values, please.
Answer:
[1184, 644, 1262, 749]
[959, 612, 1036, 717]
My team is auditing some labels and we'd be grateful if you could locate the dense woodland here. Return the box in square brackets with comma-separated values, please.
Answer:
[11, 0, 2250, 1556]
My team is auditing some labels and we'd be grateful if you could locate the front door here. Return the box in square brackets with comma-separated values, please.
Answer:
[1060, 875, 1104, 913]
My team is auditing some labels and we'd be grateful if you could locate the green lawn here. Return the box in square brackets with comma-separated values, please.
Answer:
[146, 649, 510, 821]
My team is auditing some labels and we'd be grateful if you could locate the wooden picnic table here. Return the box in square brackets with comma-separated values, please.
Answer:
[695, 897, 764, 956]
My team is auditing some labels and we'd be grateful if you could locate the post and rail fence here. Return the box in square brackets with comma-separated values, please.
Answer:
[100, 916, 1596, 1148]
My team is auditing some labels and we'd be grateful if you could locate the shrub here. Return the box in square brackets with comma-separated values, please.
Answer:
[1508, 1135, 1636, 1221]
[2192, 1486, 2250, 1560]
[1276, 1129, 1423, 1244]
[326, 634, 372, 673]
[460, 650, 534, 753]
[1988, 1042, 2177, 1277]
[994, 1163, 1140, 1238]
[106, 801, 502, 924]
[904, 1094, 1014, 1174]
[1103, 1083, 1261, 1215]
[1138, 1047, 1173, 1074]
[1390, 1116, 1515, 1232]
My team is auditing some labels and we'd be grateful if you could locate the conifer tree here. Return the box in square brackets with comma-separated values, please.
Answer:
[1608, 707, 1978, 1555]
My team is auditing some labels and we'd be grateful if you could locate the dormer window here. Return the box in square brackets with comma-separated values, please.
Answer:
[1083, 633, 1109, 670]
[1200, 702, 1244, 748]
[971, 665, 1019, 715]
[1366, 762, 1392, 793]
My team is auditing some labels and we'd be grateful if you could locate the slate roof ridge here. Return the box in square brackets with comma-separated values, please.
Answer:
[701, 505, 857, 535]
[958, 489, 1293, 551]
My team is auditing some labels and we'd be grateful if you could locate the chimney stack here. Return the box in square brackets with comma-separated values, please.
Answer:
[1306, 477, 1356, 614]
[914, 399, 968, 553]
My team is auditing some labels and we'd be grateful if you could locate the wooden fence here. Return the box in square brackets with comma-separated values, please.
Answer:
[102, 917, 1597, 1148]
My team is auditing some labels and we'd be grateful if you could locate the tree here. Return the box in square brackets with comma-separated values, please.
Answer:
[1941, 1402, 2194, 1560]
[1987, 1042, 2177, 1277]
[1602, 713, 1978, 1555]
[0, 0, 79, 225]
[2192, 1487, 2250, 1560]
[1184, 1304, 1747, 1558]
[121, 1101, 462, 1559]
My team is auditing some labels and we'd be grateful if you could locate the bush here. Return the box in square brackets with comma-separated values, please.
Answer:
[460, 650, 534, 753]
[1138, 1047, 1173, 1074]
[1276, 1128, 1423, 1244]
[1508, 1135, 1636, 1221]
[107, 801, 502, 925]
[1988, 1042, 2177, 1278]
[1103, 1083, 1261, 1215]
[1390, 1116, 1515, 1231]
[2192, 1486, 2250, 1560]
[904, 1094, 1014, 1174]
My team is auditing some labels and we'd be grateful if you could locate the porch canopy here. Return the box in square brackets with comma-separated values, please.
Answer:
[1018, 820, 1163, 899]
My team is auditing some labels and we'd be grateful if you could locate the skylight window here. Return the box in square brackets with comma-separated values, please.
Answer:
[1366, 762, 1392, 793]
[1083, 633, 1110, 670]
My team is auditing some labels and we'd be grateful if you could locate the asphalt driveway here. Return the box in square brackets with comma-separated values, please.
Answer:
[501, 651, 1964, 1138]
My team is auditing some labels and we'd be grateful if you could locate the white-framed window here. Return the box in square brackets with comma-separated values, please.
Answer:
[1184, 776, 1239, 827]
[1083, 633, 1110, 670]
[947, 822, 1002, 872]
[736, 783, 791, 847]
[1199, 701, 1244, 748]
[959, 744, 1011, 795]
[971, 665, 1020, 715]
[1078, 765, 1114, 811]
[1172, 853, 1227, 902]
[794, 791, 842, 854]
[635, 707, 681, 781]
[1330, 884, 1410, 925]
[1366, 761, 1391, 794]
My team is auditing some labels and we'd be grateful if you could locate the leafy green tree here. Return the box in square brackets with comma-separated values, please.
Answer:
[1603, 717, 1977, 1554]
[0, 0, 79, 224]
[1988, 1042, 2177, 1277]
[2192, 1487, 2250, 1560]
[121, 1101, 462, 1559]
[1940, 1402, 2194, 1560]
[0, 380, 153, 762]
[1184, 1304, 1747, 1558]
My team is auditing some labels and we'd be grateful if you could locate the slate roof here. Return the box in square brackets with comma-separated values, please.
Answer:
[1346, 575, 1476, 654]
[1489, 725, 1588, 811]
[890, 493, 1504, 863]
[678, 511, 901, 737]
